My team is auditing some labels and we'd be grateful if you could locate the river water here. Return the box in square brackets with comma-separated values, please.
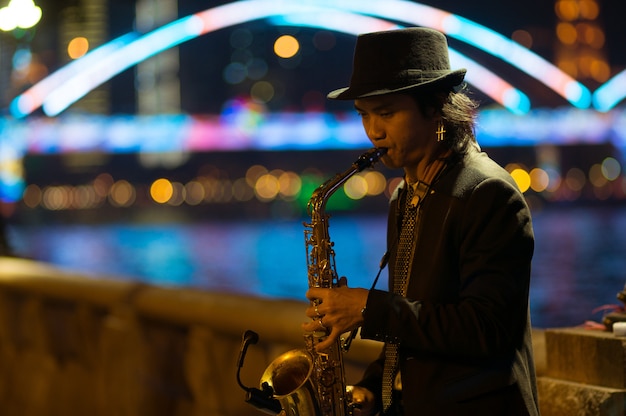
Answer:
[5, 204, 626, 329]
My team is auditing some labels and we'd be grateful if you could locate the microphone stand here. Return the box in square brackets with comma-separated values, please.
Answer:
[236, 330, 282, 415]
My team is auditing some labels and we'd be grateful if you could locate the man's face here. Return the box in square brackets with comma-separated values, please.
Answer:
[354, 93, 437, 171]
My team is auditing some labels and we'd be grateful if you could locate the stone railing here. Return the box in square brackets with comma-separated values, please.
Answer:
[7, 256, 622, 415]
[0, 256, 380, 416]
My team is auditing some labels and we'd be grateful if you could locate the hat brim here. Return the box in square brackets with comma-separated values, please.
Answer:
[327, 69, 467, 100]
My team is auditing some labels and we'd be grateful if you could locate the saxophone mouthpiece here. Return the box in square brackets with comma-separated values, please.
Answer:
[354, 147, 387, 171]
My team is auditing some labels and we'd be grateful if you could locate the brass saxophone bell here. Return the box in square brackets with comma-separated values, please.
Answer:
[260, 349, 321, 416]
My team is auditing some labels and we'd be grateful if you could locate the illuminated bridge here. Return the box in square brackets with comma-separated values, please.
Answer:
[1, 0, 625, 207]
[10, 0, 626, 116]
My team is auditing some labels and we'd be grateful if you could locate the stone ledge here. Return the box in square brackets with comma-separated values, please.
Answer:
[537, 376, 625, 416]
[545, 327, 626, 388]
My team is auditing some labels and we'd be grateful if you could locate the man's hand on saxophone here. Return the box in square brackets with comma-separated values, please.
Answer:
[302, 276, 369, 351]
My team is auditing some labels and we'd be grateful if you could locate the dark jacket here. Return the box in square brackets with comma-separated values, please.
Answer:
[359, 146, 539, 415]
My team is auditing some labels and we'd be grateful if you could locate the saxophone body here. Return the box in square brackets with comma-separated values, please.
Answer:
[260, 148, 386, 416]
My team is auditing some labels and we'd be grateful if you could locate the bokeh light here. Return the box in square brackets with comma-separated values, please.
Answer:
[223, 62, 247, 84]
[151, 178, 174, 204]
[167, 182, 185, 206]
[345, 175, 368, 199]
[278, 171, 301, 199]
[601, 157, 621, 180]
[0, 0, 42, 31]
[68, 37, 89, 59]
[510, 168, 531, 193]
[109, 180, 135, 207]
[9, 150, 625, 214]
[565, 168, 586, 191]
[184, 181, 205, 205]
[363, 171, 387, 196]
[589, 163, 607, 187]
[529, 168, 550, 192]
[232, 178, 254, 202]
[251, 81, 274, 103]
[22, 184, 41, 208]
[274, 35, 299, 58]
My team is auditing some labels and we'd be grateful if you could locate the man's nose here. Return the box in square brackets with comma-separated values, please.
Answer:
[365, 119, 384, 141]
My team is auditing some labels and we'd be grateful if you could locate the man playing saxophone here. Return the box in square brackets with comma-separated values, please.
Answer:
[302, 28, 540, 416]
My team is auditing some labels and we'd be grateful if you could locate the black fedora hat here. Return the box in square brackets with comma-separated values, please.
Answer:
[328, 27, 466, 100]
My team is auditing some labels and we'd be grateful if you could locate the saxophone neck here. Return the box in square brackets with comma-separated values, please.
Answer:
[307, 147, 387, 215]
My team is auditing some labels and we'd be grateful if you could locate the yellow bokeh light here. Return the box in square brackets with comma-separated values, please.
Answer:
[109, 180, 135, 207]
[590, 59, 610, 82]
[42, 186, 70, 210]
[274, 35, 299, 58]
[363, 171, 387, 196]
[185, 180, 205, 205]
[589, 164, 607, 187]
[510, 168, 531, 193]
[579, 0, 599, 19]
[93, 173, 114, 197]
[345, 175, 368, 200]
[68, 37, 89, 59]
[555, 0, 579, 21]
[232, 178, 254, 202]
[202, 177, 232, 202]
[246, 165, 268, 187]
[72, 185, 97, 209]
[556, 22, 577, 45]
[529, 168, 550, 192]
[278, 171, 301, 198]
[255, 174, 280, 201]
[150, 178, 173, 204]
[167, 182, 185, 206]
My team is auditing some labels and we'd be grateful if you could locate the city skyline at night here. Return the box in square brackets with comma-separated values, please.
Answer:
[1, 0, 625, 212]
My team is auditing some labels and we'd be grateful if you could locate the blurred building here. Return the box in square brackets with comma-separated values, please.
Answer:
[135, 0, 181, 114]
[553, 0, 611, 88]
[58, 0, 109, 113]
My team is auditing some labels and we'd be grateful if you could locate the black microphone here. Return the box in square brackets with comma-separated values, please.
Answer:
[237, 330, 259, 368]
[236, 330, 282, 415]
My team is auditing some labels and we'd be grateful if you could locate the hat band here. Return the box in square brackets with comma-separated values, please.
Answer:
[353, 68, 452, 87]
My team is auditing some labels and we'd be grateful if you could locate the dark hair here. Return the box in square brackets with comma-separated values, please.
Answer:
[409, 85, 479, 154]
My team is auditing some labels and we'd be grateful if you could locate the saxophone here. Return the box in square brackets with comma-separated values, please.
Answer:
[259, 147, 387, 416]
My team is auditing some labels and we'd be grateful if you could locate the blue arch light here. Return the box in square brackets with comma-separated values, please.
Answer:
[593, 69, 626, 112]
[272, 12, 530, 114]
[9, 0, 595, 118]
